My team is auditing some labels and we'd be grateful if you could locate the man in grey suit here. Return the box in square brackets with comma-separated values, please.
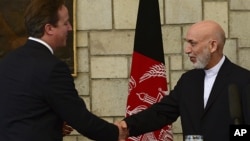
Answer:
[116, 20, 250, 141]
[0, 0, 126, 141]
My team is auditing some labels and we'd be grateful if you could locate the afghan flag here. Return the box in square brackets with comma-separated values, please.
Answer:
[125, 0, 173, 140]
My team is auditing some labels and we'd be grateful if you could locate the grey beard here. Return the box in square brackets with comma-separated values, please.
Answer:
[193, 49, 211, 69]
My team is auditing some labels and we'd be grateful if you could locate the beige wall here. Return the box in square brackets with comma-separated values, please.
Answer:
[64, 0, 250, 141]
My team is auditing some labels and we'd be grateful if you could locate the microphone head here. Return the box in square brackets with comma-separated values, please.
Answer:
[228, 84, 242, 125]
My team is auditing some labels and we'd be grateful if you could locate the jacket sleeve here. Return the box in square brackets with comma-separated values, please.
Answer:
[124, 81, 181, 136]
[46, 61, 119, 141]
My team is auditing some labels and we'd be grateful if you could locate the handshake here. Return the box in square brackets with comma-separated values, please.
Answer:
[115, 120, 130, 141]
[62, 120, 130, 140]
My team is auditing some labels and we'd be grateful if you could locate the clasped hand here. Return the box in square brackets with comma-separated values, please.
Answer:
[115, 120, 129, 141]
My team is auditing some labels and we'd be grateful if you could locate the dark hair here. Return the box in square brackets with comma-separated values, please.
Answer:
[24, 0, 65, 38]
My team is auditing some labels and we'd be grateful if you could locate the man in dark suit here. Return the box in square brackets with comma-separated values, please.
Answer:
[0, 0, 127, 141]
[116, 20, 250, 141]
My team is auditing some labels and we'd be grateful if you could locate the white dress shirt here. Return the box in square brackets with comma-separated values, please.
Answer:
[204, 56, 225, 107]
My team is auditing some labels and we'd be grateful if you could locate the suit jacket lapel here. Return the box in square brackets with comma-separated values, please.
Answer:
[184, 69, 205, 126]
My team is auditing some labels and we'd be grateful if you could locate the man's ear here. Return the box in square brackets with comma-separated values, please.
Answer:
[44, 24, 54, 35]
[210, 40, 218, 53]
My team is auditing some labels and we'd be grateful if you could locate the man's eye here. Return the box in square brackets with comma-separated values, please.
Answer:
[64, 21, 70, 25]
[190, 42, 197, 46]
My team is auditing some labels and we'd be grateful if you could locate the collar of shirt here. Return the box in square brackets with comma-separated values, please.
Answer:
[204, 55, 225, 77]
[28, 37, 54, 54]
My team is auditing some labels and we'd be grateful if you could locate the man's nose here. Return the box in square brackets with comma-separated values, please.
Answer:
[184, 44, 191, 54]
[68, 23, 73, 31]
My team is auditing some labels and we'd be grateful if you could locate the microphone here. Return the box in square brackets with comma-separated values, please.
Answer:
[228, 84, 243, 125]
[243, 84, 250, 124]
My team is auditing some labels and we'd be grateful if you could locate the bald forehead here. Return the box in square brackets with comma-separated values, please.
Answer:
[191, 20, 222, 32]
[186, 20, 225, 41]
